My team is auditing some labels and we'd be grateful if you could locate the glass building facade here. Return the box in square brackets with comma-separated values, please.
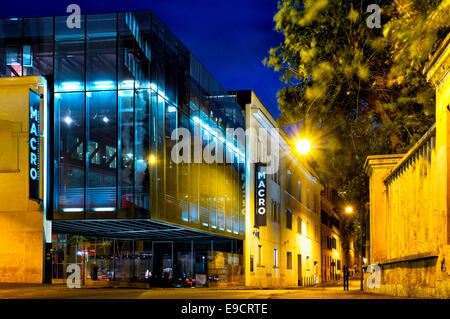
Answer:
[0, 11, 246, 285]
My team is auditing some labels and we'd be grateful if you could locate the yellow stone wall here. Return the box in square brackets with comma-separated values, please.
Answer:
[0, 76, 46, 283]
[364, 34, 450, 298]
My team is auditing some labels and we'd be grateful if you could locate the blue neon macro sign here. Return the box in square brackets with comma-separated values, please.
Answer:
[29, 89, 41, 202]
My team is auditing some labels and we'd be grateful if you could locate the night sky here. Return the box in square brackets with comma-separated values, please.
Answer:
[1, 0, 285, 119]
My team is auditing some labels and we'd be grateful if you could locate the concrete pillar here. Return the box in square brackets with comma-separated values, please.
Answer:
[364, 155, 403, 263]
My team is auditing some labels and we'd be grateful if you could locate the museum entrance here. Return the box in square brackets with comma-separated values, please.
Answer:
[50, 234, 244, 287]
[151, 241, 173, 286]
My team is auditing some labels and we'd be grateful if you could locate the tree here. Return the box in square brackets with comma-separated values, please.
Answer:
[266, 0, 448, 198]
[266, 0, 449, 250]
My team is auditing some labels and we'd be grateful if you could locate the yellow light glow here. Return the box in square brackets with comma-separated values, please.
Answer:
[295, 139, 311, 155]
[345, 206, 353, 214]
[148, 154, 156, 165]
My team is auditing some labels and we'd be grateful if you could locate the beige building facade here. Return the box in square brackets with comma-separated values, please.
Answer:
[234, 90, 322, 288]
[0, 76, 50, 283]
[321, 186, 344, 282]
[321, 186, 359, 282]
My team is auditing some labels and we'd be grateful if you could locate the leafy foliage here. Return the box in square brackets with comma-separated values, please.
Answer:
[266, 0, 448, 200]
[266, 0, 449, 250]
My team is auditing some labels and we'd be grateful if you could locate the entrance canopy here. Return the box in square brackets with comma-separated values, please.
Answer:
[52, 219, 237, 241]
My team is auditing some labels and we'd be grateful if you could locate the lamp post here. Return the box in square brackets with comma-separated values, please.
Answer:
[343, 204, 363, 290]
[343, 206, 353, 290]
[360, 199, 364, 291]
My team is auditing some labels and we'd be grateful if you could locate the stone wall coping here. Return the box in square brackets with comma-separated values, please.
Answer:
[0, 75, 43, 87]
[373, 251, 438, 266]
[363, 154, 404, 176]
[425, 32, 450, 86]
[383, 124, 436, 184]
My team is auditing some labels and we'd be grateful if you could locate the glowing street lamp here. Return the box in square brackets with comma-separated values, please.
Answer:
[295, 138, 312, 155]
[148, 154, 156, 165]
[345, 206, 353, 214]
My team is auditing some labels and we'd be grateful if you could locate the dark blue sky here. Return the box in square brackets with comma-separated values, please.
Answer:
[1, 0, 285, 119]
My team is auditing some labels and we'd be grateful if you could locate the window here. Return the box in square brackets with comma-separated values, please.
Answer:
[86, 91, 117, 213]
[297, 217, 302, 234]
[257, 245, 262, 266]
[306, 256, 311, 271]
[273, 248, 279, 268]
[313, 194, 318, 213]
[306, 188, 310, 209]
[55, 15, 85, 92]
[286, 209, 293, 229]
[250, 255, 254, 272]
[287, 252, 292, 269]
[86, 14, 117, 91]
[297, 180, 301, 202]
[306, 220, 310, 238]
[287, 170, 292, 194]
[271, 200, 280, 223]
[272, 170, 280, 185]
[55, 92, 85, 212]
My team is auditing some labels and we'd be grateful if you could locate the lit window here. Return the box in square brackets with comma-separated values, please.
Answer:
[273, 249, 279, 268]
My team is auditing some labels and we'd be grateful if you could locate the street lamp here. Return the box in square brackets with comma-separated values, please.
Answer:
[348, 204, 365, 291]
[342, 204, 363, 290]
[148, 154, 156, 165]
[295, 138, 312, 155]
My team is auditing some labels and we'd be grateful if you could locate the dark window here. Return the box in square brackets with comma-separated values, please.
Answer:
[287, 252, 292, 269]
[286, 209, 293, 229]
[86, 14, 117, 91]
[286, 170, 292, 194]
[272, 200, 280, 223]
[55, 15, 85, 92]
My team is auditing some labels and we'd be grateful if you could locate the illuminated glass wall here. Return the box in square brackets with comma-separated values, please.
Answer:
[0, 11, 245, 238]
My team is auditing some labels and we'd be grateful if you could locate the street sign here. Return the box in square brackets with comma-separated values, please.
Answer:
[255, 163, 267, 226]
[29, 89, 41, 202]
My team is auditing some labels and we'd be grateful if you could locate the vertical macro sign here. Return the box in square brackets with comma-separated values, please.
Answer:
[255, 163, 267, 226]
[29, 89, 41, 201]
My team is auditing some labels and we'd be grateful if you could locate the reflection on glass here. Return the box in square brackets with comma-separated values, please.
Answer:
[86, 91, 117, 212]
[0, 11, 246, 236]
[134, 89, 150, 215]
[55, 15, 85, 92]
[86, 14, 117, 91]
[118, 90, 134, 217]
[55, 92, 85, 212]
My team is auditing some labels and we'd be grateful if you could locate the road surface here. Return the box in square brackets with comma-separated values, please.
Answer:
[0, 280, 407, 299]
